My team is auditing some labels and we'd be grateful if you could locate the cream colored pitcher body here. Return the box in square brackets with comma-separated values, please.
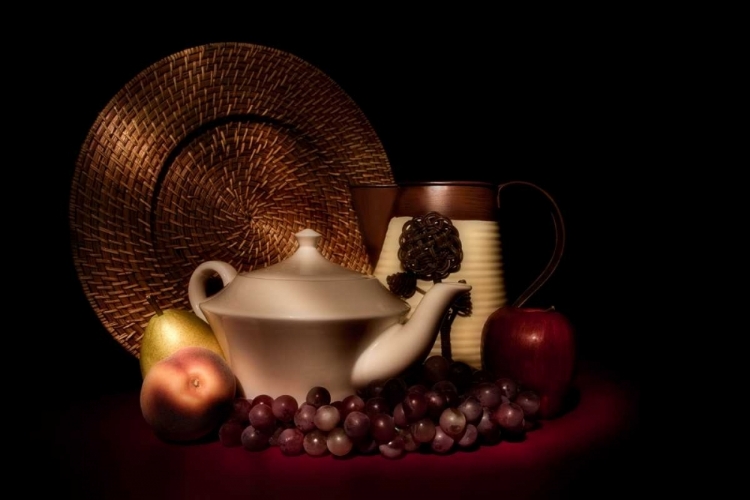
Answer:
[350, 180, 564, 371]
[373, 216, 506, 369]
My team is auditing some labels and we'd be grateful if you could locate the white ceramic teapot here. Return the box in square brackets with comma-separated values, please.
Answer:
[188, 228, 471, 401]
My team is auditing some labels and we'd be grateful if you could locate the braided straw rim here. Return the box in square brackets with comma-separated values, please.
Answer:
[69, 42, 394, 357]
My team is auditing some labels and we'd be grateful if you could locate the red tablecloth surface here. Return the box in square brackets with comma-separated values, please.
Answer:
[52, 364, 642, 499]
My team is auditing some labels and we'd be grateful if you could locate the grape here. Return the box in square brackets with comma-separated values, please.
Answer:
[222, 361, 537, 459]
[370, 413, 396, 444]
[515, 390, 541, 419]
[392, 402, 408, 428]
[249, 403, 277, 433]
[457, 395, 483, 425]
[410, 418, 436, 444]
[218, 420, 245, 447]
[432, 380, 459, 407]
[471, 369, 495, 385]
[278, 428, 305, 456]
[268, 425, 286, 446]
[496, 377, 521, 401]
[272, 395, 298, 423]
[422, 355, 450, 384]
[407, 383, 429, 395]
[251, 394, 274, 407]
[327, 427, 354, 457]
[398, 358, 424, 385]
[447, 361, 473, 393]
[228, 398, 253, 424]
[381, 377, 408, 408]
[402, 391, 428, 422]
[379, 435, 406, 459]
[306, 386, 331, 408]
[343, 410, 370, 441]
[398, 427, 419, 452]
[431, 426, 455, 454]
[473, 382, 503, 409]
[331, 400, 345, 414]
[439, 407, 467, 440]
[476, 407, 501, 444]
[360, 379, 385, 400]
[364, 396, 390, 417]
[241, 426, 270, 451]
[293, 403, 317, 433]
[303, 429, 329, 456]
[457, 424, 478, 448]
[492, 402, 525, 434]
[341, 394, 365, 418]
[424, 390, 447, 420]
[313, 404, 341, 432]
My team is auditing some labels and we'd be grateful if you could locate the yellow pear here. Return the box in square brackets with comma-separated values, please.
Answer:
[139, 294, 226, 378]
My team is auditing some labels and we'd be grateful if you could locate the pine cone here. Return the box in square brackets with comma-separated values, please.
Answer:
[397, 212, 463, 282]
[386, 272, 418, 299]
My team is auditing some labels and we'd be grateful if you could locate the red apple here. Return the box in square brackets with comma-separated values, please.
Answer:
[481, 306, 576, 419]
[140, 346, 237, 442]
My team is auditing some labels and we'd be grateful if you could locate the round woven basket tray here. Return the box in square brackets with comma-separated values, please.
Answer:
[69, 42, 394, 358]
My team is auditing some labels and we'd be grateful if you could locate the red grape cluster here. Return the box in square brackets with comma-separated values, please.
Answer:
[217, 355, 541, 458]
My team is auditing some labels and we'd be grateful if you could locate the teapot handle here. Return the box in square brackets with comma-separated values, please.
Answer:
[188, 261, 238, 322]
[497, 181, 566, 308]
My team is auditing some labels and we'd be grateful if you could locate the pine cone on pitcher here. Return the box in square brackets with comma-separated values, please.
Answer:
[397, 212, 463, 282]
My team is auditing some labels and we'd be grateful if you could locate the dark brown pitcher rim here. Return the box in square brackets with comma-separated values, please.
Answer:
[349, 181, 497, 188]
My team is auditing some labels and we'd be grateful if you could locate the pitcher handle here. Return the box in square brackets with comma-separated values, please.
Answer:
[497, 181, 566, 308]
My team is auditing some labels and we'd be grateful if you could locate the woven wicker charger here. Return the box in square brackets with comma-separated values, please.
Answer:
[69, 42, 394, 358]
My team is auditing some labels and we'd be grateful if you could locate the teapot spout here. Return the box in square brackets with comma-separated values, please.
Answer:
[351, 281, 472, 387]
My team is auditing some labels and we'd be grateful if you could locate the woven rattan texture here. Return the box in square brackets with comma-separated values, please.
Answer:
[69, 43, 394, 357]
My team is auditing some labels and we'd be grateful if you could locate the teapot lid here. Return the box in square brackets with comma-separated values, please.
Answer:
[243, 229, 366, 281]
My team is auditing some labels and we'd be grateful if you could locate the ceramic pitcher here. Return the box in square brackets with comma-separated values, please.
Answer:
[350, 181, 564, 369]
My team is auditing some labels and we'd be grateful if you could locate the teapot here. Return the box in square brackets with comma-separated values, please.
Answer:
[188, 228, 471, 401]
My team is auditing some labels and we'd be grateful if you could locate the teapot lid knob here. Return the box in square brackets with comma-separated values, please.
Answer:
[295, 228, 322, 248]
[236, 227, 365, 281]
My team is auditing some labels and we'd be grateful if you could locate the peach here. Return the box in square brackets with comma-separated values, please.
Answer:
[140, 346, 237, 442]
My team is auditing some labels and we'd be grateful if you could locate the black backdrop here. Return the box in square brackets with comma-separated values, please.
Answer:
[34, 23, 653, 407]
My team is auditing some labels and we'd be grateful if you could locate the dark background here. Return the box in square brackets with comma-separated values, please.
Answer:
[31, 21, 659, 409]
